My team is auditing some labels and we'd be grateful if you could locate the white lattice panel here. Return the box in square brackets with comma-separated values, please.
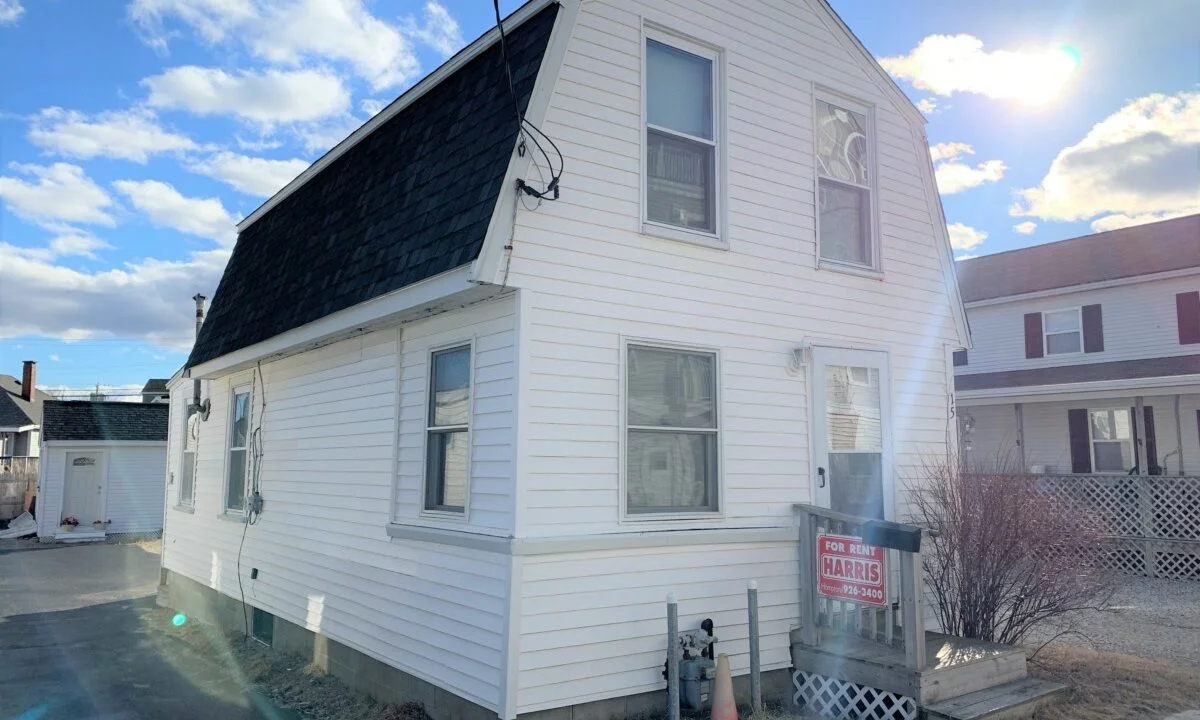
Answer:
[792, 670, 917, 720]
[1037, 475, 1200, 580]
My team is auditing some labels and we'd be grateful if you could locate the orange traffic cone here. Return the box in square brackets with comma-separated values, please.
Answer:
[710, 653, 738, 720]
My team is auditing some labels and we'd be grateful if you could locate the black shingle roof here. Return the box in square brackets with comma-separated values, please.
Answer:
[42, 401, 169, 442]
[141, 379, 168, 395]
[188, 3, 560, 367]
[0, 374, 51, 429]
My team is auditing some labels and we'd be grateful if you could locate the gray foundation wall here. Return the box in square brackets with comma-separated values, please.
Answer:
[159, 569, 795, 720]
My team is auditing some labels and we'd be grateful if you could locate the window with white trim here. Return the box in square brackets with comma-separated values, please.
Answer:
[225, 387, 250, 512]
[1089, 409, 1132, 473]
[626, 345, 719, 514]
[425, 345, 471, 513]
[645, 34, 719, 235]
[180, 397, 198, 507]
[1044, 309, 1082, 355]
[815, 95, 875, 268]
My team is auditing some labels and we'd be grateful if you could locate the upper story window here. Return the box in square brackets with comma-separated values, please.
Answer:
[645, 34, 719, 238]
[226, 387, 250, 513]
[816, 94, 875, 269]
[626, 344, 720, 516]
[425, 345, 471, 514]
[1043, 309, 1082, 355]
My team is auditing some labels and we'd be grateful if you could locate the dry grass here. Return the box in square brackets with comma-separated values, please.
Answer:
[1030, 645, 1200, 720]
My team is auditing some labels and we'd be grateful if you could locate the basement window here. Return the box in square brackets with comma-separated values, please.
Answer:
[251, 607, 274, 646]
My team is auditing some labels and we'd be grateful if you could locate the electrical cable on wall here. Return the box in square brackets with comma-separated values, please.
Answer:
[236, 361, 268, 638]
[493, 0, 564, 201]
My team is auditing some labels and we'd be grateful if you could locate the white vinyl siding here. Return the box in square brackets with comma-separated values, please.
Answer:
[162, 300, 516, 712]
[956, 274, 1200, 376]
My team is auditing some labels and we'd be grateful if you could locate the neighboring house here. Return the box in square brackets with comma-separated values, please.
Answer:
[141, 378, 170, 403]
[0, 361, 49, 475]
[36, 401, 169, 541]
[160, 2, 967, 718]
[955, 214, 1200, 475]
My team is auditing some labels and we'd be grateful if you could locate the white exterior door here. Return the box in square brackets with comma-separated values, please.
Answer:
[811, 347, 892, 520]
[63, 452, 105, 527]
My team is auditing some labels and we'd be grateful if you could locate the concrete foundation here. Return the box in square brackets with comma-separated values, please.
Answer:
[159, 569, 794, 720]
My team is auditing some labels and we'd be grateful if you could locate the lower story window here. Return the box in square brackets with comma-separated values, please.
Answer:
[1089, 409, 1132, 473]
[425, 345, 471, 513]
[626, 345, 719, 514]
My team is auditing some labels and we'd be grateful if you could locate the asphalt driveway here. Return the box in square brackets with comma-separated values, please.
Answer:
[0, 538, 296, 720]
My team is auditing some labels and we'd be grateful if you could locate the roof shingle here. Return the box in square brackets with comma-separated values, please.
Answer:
[956, 215, 1200, 303]
[42, 401, 169, 442]
[187, 4, 560, 367]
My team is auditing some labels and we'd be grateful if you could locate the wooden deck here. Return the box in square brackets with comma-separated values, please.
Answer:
[790, 629, 1028, 704]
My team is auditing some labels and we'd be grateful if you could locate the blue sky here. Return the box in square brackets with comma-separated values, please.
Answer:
[1, 0, 1197, 395]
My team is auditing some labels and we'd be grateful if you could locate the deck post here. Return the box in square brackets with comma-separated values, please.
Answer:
[666, 593, 679, 720]
[796, 508, 819, 647]
[899, 549, 925, 670]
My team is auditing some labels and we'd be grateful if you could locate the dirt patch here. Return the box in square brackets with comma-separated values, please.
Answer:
[149, 608, 432, 720]
[1030, 645, 1200, 720]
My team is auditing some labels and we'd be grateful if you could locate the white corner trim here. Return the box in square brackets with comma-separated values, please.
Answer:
[471, 0, 582, 287]
[238, 0, 559, 234]
[189, 266, 487, 377]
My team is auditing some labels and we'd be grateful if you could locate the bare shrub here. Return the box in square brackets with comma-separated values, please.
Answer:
[908, 459, 1118, 645]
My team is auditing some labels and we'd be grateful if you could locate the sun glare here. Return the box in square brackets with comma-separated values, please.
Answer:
[1020, 45, 1080, 105]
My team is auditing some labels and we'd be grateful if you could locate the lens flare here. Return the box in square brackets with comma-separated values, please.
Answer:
[172, 613, 187, 627]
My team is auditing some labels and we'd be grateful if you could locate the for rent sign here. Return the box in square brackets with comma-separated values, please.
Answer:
[816, 533, 887, 607]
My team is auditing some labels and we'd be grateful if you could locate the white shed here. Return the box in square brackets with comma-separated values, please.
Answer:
[37, 401, 168, 541]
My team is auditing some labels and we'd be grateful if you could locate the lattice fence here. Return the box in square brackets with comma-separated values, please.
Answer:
[1036, 475, 1200, 580]
[793, 670, 917, 720]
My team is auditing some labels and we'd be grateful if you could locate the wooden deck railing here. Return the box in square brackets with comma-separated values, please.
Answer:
[0, 456, 37, 477]
[794, 504, 926, 670]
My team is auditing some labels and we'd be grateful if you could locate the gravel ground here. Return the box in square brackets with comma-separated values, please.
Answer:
[1029, 576, 1200, 667]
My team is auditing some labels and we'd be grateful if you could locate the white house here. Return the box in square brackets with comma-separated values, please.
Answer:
[955, 215, 1200, 476]
[37, 401, 168, 541]
[0, 361, 48, 478]
[159, 1, 968, 718]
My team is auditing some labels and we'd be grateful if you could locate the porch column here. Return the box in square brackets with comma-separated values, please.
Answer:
[1134, 396, 1148, 475]
[1014, 403, 1027, 471]
[1174, 394, 1185, 476]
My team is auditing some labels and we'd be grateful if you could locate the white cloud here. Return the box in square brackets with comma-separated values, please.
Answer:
[1013, 221, 1038, 235]
[915, 97, 938, 115]
[235, 134, 283, 151]
[1089, 210, 1196, 233]
[143, 66, 350, 125]
[0, 0, 24, 25]
[28, 107, 199, 163]
[295, 113, 363, 154]
[880, 34, 1078, 104]
[929, 142, 973, 163]
[402, 1, 464, 58]
[131, 0, 463, 91]
[42, 384, 148, 402]
[935, 159, 1006, 195]
[0, 244, 229, 347]
[113, 179, 238, 246]
[947, 222, 988, 251]
[49, 354, 60, 362]
[4, 228, 112, 263]
[1012, 92, 1200, 227]
[188, 151, 309, 197]
[360, 98, 385, 117]
[954, 253, 978, 261]
[0, 163, 116, 227]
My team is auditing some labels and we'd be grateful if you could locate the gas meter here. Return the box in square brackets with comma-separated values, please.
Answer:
[663, 619, 717, 711]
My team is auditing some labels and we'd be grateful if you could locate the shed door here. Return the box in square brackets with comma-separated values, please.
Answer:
[811, 347, 891, 520]
[63, 453, 105, 526]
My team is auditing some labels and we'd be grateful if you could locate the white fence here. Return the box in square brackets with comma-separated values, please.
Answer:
[1036, 475, 1200, 581]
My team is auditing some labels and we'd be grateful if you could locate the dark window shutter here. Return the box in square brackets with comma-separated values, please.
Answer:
[1024, 313, 1044, 359]
[1068, 409, 1092, 474]
[952, 350, 968, 367]
[1178, 291, 1200, 344]
[1144, 406, 1157, 474]
[1082, 304, 1104, 353]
